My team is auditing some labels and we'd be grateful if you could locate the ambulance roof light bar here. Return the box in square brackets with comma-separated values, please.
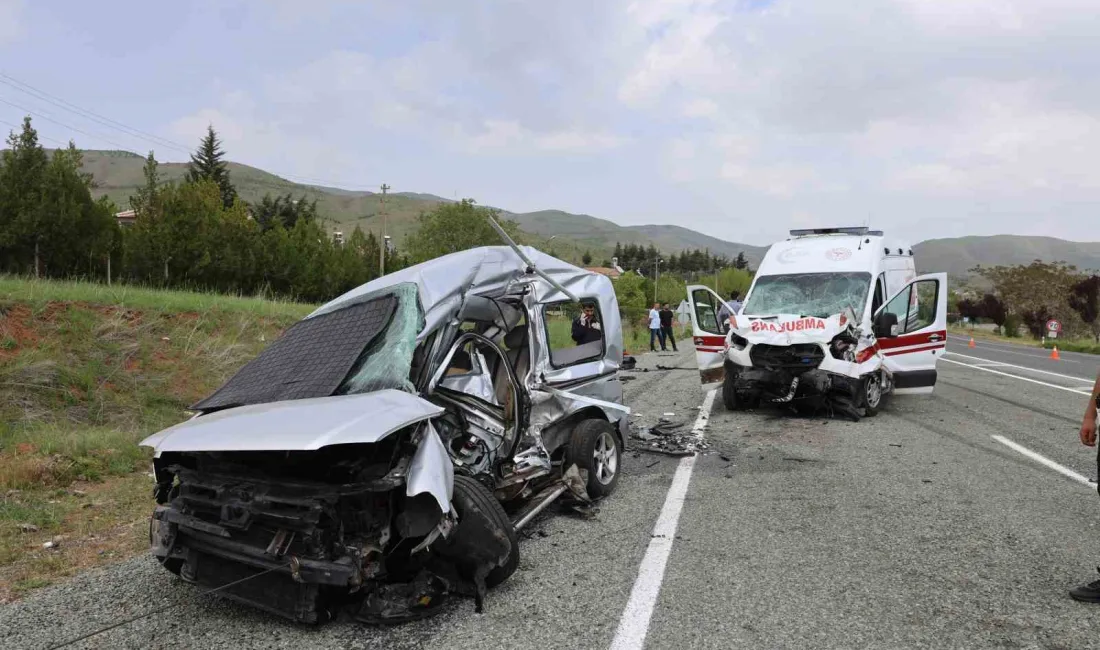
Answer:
[788, 226, 884, 238]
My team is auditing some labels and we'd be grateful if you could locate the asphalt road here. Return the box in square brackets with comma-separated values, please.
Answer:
[3, 338, 1100, 649]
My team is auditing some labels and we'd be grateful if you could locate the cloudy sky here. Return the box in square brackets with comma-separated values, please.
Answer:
[1, 0, 1097, 245]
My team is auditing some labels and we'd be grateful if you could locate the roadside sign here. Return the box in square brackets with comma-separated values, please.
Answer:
[1046, 319, 1062, 339]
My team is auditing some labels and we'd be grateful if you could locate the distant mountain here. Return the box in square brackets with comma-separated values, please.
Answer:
[914, 235, 1100, 279]
[73, 151, 1100, 277]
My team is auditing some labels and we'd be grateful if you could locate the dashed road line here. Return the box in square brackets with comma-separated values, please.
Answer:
[609, 388, 717, 650]
[940, 357, 1091, 396]
[991, 435, 1094, 489]
[946, 351, 1094, 384]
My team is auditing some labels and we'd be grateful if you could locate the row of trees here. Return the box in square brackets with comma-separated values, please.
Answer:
[0, 118, 406, 302]
[1, 115, 758, 307]
[612, 242, 751, 276]
[960, 261, 1100, 341]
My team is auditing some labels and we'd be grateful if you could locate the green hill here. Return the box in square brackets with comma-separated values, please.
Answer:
[74, 151, 1100, 277]
[914, 235, 1100, 279]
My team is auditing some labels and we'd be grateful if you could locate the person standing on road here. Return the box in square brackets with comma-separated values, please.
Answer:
[717, 290, 743, 332]
[659, 302, 678, 351]
[648, 302, 665, 351]
[1070, 369, 1100, 602]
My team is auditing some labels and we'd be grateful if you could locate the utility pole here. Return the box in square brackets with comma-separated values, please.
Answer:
[653, 258, 662, 303]
[379, 183, 390, 277]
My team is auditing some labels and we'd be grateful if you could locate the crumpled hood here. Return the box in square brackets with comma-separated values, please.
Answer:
[140, 389, 444, 456]
[732, 312, 854, 346]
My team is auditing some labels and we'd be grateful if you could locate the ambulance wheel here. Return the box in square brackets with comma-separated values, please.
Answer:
[722, 373, 743, 411]
[860, 373, 883, 417]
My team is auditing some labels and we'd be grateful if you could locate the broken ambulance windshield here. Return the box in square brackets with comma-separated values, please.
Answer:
[742, 272, 871, 321]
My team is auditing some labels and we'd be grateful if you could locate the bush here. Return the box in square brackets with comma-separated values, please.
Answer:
[1002, 314, 1022, 338]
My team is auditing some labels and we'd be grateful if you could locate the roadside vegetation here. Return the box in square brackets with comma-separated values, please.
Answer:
[0, 277, 311, 601]
[950, 261, 1099, 354]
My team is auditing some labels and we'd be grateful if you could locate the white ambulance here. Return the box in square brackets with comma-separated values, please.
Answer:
[686, 227, 947, 420]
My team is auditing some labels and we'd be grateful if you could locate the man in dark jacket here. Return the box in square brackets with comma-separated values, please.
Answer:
[571, 302, 603, 345]
[659, 303, 677, 351]
[1070, 370, 1100, 601]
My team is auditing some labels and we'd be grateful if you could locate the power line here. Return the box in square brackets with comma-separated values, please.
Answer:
[0, 73, 386, 193]
[0, 116, 67, 146]
[0, 96, 134, 151]
[0, 71, 191, 155]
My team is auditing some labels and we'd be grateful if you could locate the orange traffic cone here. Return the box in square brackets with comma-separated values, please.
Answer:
[1050, 346, 1060, 360]
[968, 338, 976, 348]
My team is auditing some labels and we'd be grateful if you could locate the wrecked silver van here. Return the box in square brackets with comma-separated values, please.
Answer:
[140, 244, 629, 624]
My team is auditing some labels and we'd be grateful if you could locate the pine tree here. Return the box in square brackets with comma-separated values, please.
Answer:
[734, 251, 748, 270]
[582, 250, 593, 265]
[0, 117, 49, 275]
[186, 125, 237, 209]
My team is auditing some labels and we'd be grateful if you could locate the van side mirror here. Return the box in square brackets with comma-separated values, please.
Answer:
[874, 311, 899, 339]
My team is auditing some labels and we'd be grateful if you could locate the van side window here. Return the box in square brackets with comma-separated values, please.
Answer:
[871, 275, 886, 315]
[543, 299, 604, 368]
[882, 279, 938, 334]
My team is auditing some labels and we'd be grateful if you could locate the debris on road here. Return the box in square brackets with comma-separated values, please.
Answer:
[782, 457, 817, 463]
[629, 416, 706, 457]
[645, 460, 661, 468]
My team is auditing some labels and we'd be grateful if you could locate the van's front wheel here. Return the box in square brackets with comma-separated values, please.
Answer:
[860, 373, 883, 416]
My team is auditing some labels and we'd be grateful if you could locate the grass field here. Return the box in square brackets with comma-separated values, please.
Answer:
[0, 276, 313, 601]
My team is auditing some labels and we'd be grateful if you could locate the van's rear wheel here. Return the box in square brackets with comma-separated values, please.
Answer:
[566, 419, 621, 498]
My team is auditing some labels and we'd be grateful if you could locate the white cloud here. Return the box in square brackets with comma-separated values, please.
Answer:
[456, 120, 628, 154]
[150, 0, 1100, 242]
[0, 0, 24, 45]
[683, 98, 719, 118]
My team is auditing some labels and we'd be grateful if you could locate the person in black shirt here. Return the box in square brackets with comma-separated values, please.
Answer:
[1070, 370, 1100, 602]
[571, 302, 603, 345]
[659, 303, 677, 351]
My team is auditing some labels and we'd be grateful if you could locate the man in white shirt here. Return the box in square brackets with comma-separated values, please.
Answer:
[648, 302, 665, 351]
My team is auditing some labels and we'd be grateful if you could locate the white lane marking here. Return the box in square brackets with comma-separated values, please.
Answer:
[609, 388, 716, 650]
[972, 362, 1009, 368]
[940, 357, 1092, 396]
[947, 336, 1086, 364]
[991, 435, 1094, 488]
[946, 351, 1096, 384]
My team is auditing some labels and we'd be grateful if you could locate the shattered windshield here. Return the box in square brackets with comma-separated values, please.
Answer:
[337, 282, 423, 395]
[742, 272, 871, 320]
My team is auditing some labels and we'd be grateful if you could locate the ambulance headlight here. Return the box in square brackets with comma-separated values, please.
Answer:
[729, 333, 748, 350]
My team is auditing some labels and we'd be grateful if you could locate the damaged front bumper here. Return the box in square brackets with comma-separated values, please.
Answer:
[724, 341, 870, 418]
[150, 465, 407, 624]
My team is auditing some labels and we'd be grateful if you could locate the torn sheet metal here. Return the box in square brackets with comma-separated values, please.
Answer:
[310, 247, 621, 363]
[406, 421, 454, 515]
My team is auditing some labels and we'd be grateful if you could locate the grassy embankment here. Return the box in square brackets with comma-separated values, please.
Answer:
[0, 276, 312, 602]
